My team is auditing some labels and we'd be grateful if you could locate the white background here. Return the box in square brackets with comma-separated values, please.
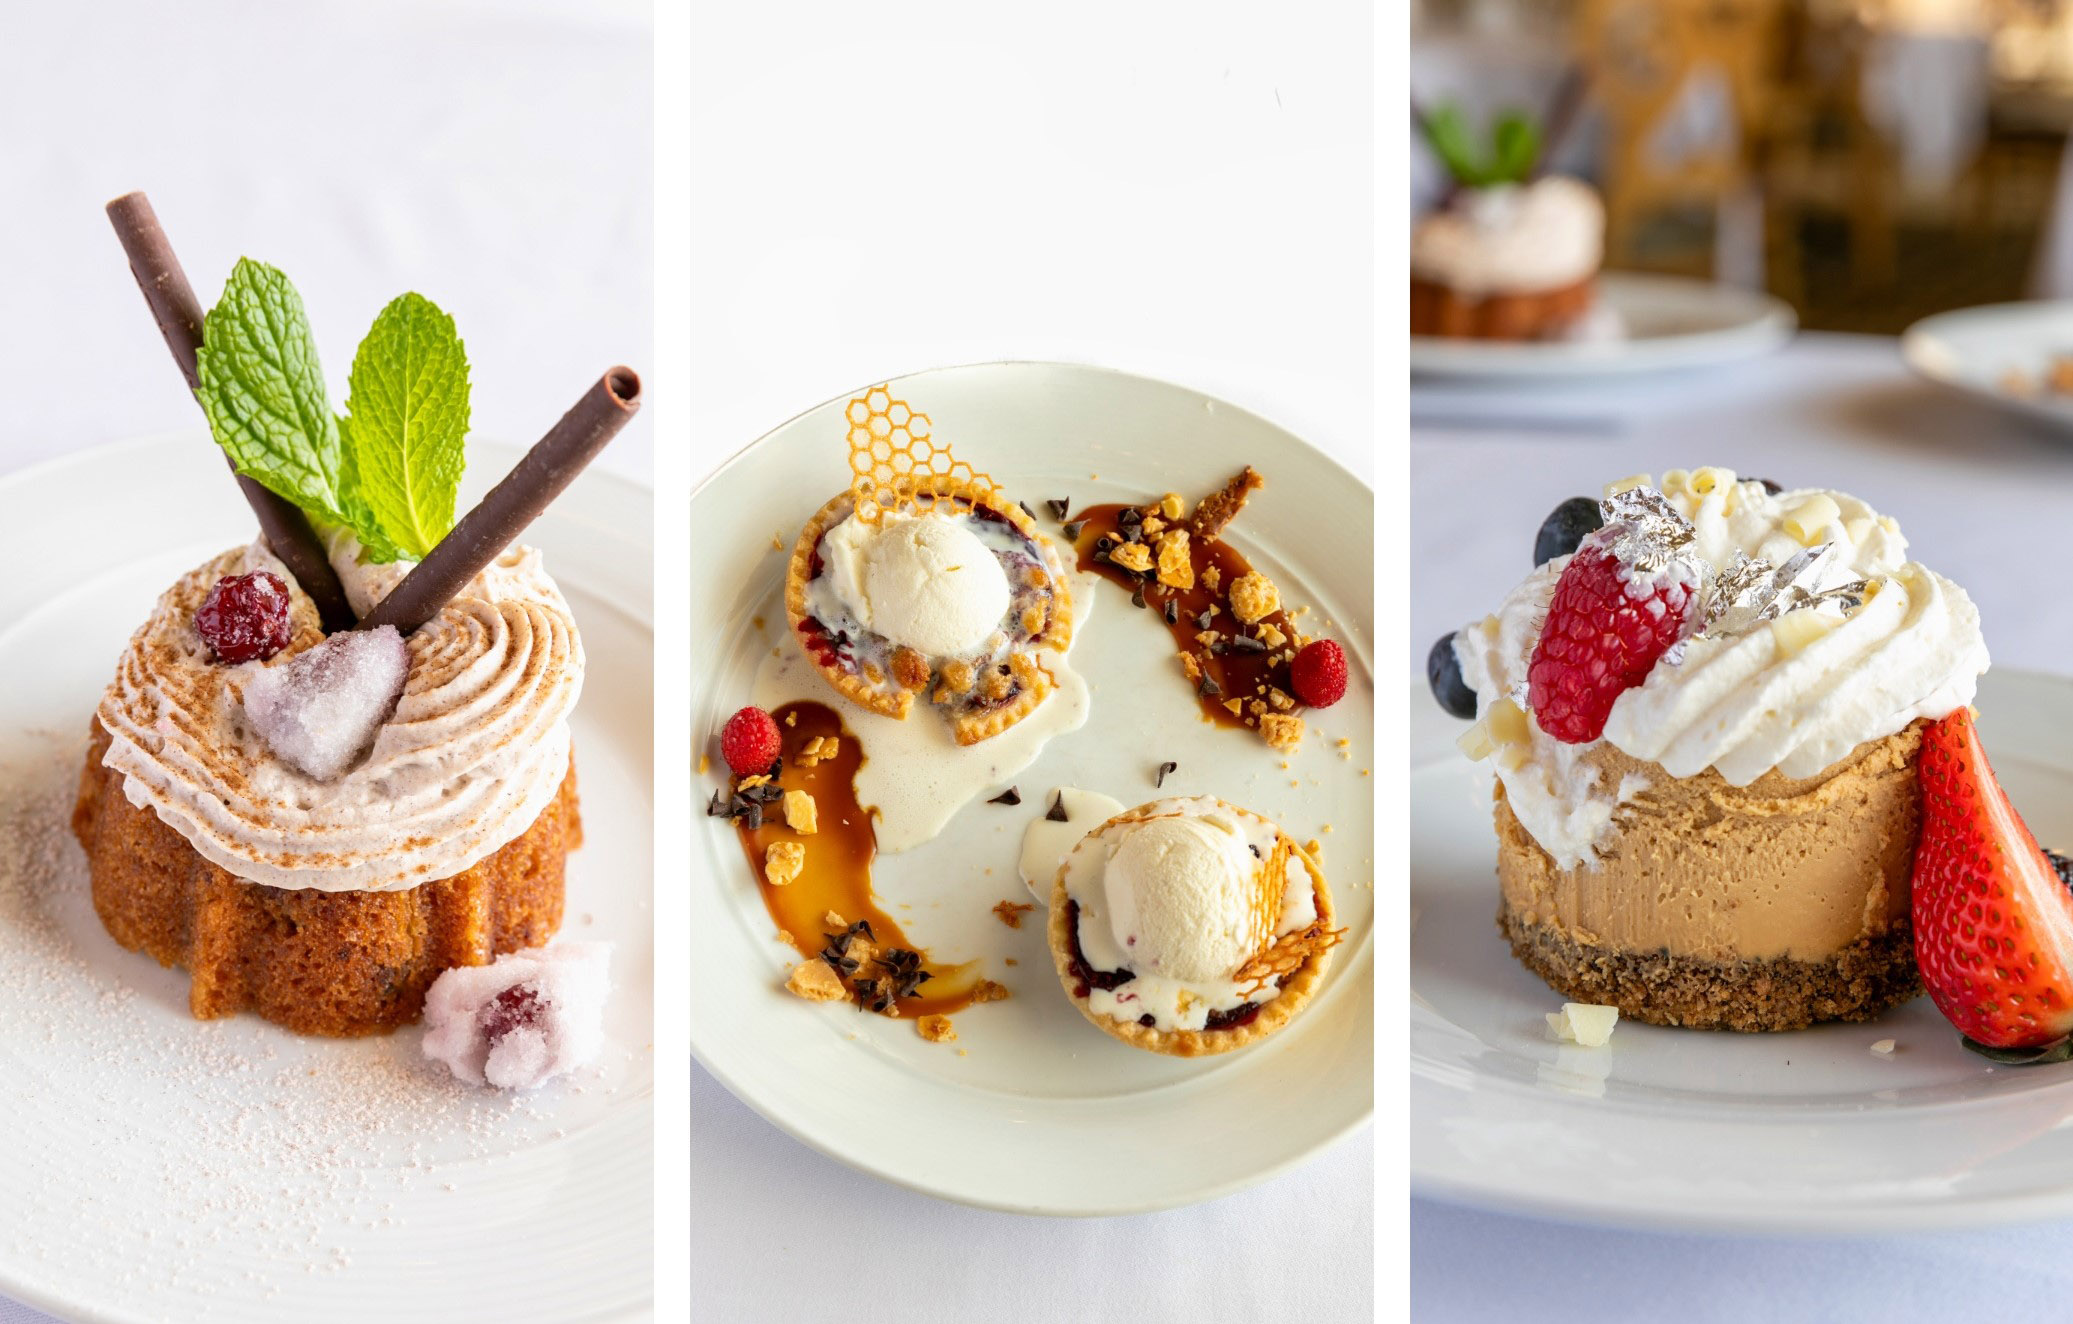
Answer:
[0, 2, 650, 1321]
[1411, 336, 2073, 1321]
[678, 4, 1377, 1322]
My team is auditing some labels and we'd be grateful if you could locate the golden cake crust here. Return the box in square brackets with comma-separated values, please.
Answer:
[1410, 274, 1594, 340]
[73, 719, 579, 1038]
[1492, 724, 1926, 1030]
[1046, 803, 1335, 1057]
[784, 475, 1072, 744]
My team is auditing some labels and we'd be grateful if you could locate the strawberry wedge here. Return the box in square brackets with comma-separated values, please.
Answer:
[1912, 707, 2073, 1049]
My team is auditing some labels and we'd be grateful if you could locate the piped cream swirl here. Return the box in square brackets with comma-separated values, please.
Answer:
[1455, 470, 1988, 868]
[98, 539, 584, 893]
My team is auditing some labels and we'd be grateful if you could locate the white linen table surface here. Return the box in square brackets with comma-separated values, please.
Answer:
[0, 2, 649, 1320]
[1412, 330, 2073, 1320]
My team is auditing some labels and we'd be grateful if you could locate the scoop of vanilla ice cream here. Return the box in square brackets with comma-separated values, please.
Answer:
[820, 511, 1010, 656]
[1104, 813, 1265, 982]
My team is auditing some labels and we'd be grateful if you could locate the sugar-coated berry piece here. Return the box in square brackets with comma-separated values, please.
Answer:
[242, 626, 409, 781]
[422, 942, 612, 1090]
[1526, 540, 1696, 744]
[1427, 632, 1477, 720]
[1289, 639, 1348, 708]
[1533, 497, 1603, 568]
[195, 571, 292, 663]
[720, 706, 783, 776]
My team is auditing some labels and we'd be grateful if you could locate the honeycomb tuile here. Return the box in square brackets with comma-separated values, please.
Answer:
[846, 386, 1001, 523]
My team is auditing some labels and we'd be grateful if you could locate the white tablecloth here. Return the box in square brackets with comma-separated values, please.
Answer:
[0, 3, 649, 1320]
[684, 6, 1373, 1320]
[1412, 332, 2073, 1319]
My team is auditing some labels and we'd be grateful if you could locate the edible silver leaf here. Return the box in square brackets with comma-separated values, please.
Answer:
[1595, 487, 1697, 574]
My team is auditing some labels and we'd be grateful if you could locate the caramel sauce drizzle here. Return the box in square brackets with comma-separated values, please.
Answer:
[732, 700, 980, 1018]
[1069, 504, 1304, 734]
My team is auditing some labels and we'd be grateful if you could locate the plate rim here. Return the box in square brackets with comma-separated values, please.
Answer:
[1408, 271, 1798, 380]
[1900, 300, 2073, 435]
[1409, 667, 2073, 1234]
[686, 360, 1376, 1216]
[0, 433, 656, 1323]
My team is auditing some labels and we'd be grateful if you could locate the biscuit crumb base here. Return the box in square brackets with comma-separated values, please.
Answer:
[1498, 906, 1920, 1033]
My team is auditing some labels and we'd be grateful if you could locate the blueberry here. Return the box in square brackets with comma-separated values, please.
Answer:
[1427, 632, 1477, 719]
[1533, 497, 1602, 567]
[1755, 477, 1783, 495]
[2050, 850, 2073, 893]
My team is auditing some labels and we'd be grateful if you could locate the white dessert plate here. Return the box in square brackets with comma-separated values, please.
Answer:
[688, 362, 1375, 1215]
[0, 436, 652, 1323]
[1902, 300, 2073, 433]
[1412, 668, 2073, 1233]
[1409, 272, 1796, 380]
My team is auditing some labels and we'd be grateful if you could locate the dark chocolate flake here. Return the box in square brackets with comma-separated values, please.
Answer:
[1155, 760, 1177, 788]
[1230, 634, 1268, 653]
[1162, 598, 1179, 625]
[1130, 584, 1147, 609]
[988, 786, 1022, 806]
[1195, 608, 1214, 630]
[1046, 498, 1071, 520]
[1197, 673, 1222, 699]
[1019, 501, 1036, 520]
[1061, 521, 1083, 542]
[1046, 792, 1070, 822]
[705, 790, 728, 817]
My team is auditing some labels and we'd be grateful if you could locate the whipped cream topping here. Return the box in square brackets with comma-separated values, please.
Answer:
[98, 538, 585, 893]
[1454, 470, 1989, 868]
[1063, 796, 1319, 1032]
[1410, 175, 1604, 296]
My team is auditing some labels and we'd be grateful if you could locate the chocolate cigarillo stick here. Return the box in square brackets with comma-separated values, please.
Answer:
[360, 369, 641, 634]
[1531, 66, 1590, 181]
[105, 191, 358, 632]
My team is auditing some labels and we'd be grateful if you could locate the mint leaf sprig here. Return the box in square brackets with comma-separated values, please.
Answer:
[1419, 104, 1542, 190]
[194, 261, 470, 565]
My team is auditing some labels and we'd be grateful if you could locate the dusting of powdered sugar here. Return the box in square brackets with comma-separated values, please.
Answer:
[0, 725, 637, 1306]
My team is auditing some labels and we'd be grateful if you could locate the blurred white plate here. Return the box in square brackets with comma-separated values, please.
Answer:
[1411, 669, 2073, 1233]
[1903, 301, 2073, 432]
[688, 363, 1375, 1215]
[0, 436, 653, 1324]
[1410, 272, 1796, 379]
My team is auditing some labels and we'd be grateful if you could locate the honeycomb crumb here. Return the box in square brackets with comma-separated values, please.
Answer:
[786, 960, 846, 1001]
[1159, 492, 1186, 520]
[782, 789, 818, 834]
[972, 979, 1011, 1003]
[917, 1014, 957, 1043]
[1260, 712, 1303, 752]
[1155, 530, 1195, 590]
[1230, 571, 1279, 624]
[1257, 621, 1287, 649]
[821, 910, 846, 928]
[1109, 541, 1152, 574]
[992, 899, 1036, 928]
[1202, 564, 1221, 592]
[764, 840, 805, 886]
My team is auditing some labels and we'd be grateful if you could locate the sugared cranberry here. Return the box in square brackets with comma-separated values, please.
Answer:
[195, 571, 291, 663]
[479, 984, 544, 1042]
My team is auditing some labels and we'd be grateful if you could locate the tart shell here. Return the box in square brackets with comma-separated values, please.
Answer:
[783, 475, 1073, 744]
[73, 718, 579, 1038]
[1410, 274, 1594, 340]
[1045, 802, 1336, 1057]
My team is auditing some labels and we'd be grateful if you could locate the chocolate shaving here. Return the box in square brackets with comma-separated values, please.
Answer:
[104, 191, 357, 632]
[358, 368, 641, 634]
[1230, 633, 1268, 653]
[1019, 501, 1036, 520]
[1129, 584, 1146, 609]
[988, 787, 1021, 805]
[1061, 521, 1083, 542]
[705, 790, 727, 816]
[1046, 498, 1071, 520]
[1046, 793, 1069, 822]
[1163, 598, 1179, 625]
[1155, 760, 1177, 788]
[1198, 673, 1222, 699]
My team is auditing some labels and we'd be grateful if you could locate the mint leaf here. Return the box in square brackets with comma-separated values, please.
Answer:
[195, 259, 350, 524]
[1491, 112, 1540, 184]
[339, 292, 470, 563]
[1421, 104, 1488, 187]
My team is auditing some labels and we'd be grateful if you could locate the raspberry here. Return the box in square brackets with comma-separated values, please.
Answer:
[1289, 639, 1348, 708]
[1526, 543, 1694, 743]
[719, 706, 783, 776]
[195, 571, 291, 664]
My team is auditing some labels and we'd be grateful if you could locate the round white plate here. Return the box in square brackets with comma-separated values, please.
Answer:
[1412, 668, 2073, 1233]
[0, 436, 653, 1323]
[688, 362, 1375, 1215]
[1903, 300, 2073, 433]
[1409, 272, 1796, 379]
